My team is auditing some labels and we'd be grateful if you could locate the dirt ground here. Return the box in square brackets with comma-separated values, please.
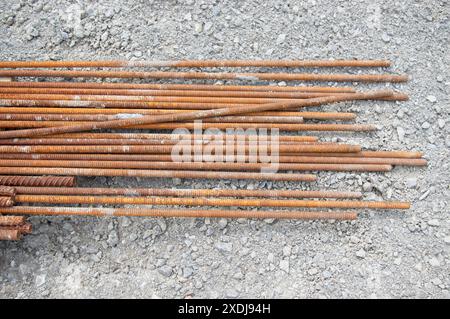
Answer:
[0, 0, 448, 298]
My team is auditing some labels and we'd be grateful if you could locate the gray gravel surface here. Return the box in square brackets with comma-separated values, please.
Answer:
[0, 0, 449, 298]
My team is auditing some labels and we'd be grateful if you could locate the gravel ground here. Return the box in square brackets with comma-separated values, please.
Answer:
[0, 0, 448, 299]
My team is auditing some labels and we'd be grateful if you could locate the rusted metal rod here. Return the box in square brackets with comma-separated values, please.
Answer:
[0, 153, 425, 166]
[0, 87, 344, 98]
[0, 81, 357, 93]
[13, 186, 362, 199]
[0, 228, 21, 240]
[0, 175, 76, 187]
[0, 139, 330, 146]
[0, 144, 361, 154]
[0, 196, 14, 207]
[0, 206, 358, 220]
[13, 194, 410, 209]
[0, 132, 319, 143]
[0, 108, 357, 120]
[0, 121, 377, 132]
[0, 185, 16, 196]
[0, 69, 408, 82]
[0, 113, 305, 124]
[0, 59, 391, 68]
[0, 160, 392, 172]
[0, 215, 25, 226]
[0, 167, 317, 182]
[0, 92, 408, 102]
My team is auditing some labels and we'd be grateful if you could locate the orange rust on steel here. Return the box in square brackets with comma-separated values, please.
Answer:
[0, 196, 14, 207]
[0, 108, 357, 120]
[0, 185, 16, 196]
[283, 151, 424, 158]
[0, 120, 377, 132]
[14, 194, 410, 210]
[0, 175, 75, 187]
[0, 215, 25, 226]
[0, 90, 392, 139]
[0, 153, 426, 166]
[0, 160, 392, 172]
[0, 81, 357, 93]
[14, 186, 362, 199]
[0, 59, 391, 68]
[0, 113, 305, 124]
[0, 167, 317, 182]
[0, 223, 32, 234]
[0, 206, 358, 220]
[42, 132, 319, 143]
[0, 228, 21, 240]
[0, 139, 330, 146]
[0, 153, 427, 166]
[0, 92, 408, 102]
[0, 87, 344, 99]
[0, 69, 408, 83]
[0, 144, 361, 154]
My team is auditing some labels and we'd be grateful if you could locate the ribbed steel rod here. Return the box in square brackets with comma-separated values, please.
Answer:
[0, 215, 25, 226]
[0, 175, 76, 187]
[0, 139, 328, 146]
[13, 194, 410, 209]
[0, 167, 317, 181]
[0, 196, 14, 207]
[0, 92, 408, 102]
[0, 107, 357, 120]
[1, 224, 32, 235]
[0, 81, 357, 93]
[0, 160, 392, 172]
[0, 185, 16, 196]
[0, 69, 408, 82]
[0, 144, 361, 154]
[0, 59, 391, 68]
[0, 206, 358, 220]
[0, 89, 392, 139]
[0, 132, 319, 143]
[0, 113, 305, 124]
[0, 153, 425, 166]
[14, 186, 362, 199]
[0, 87, 344, 99]
[0, 121, 377, 132]
[0, 228, 21, 240]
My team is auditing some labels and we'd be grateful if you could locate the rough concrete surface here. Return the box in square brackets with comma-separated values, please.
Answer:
[0, 0, 448, 299]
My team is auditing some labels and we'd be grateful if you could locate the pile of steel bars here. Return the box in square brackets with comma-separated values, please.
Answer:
[0, 59, 425, 240]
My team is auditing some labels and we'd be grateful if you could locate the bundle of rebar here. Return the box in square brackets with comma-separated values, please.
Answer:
[0, 59, 425, 240]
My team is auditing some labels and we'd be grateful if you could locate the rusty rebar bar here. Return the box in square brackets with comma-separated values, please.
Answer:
[13, 194, 410, 209]
[0, 92, 409, 102]
[0, 160, 392, 172]
[0, 59, 391, 68]
[13, 186, 362, 199]
[0, 153, 424, 164]
[0, 90, 392, 139]
[0, 206, 358, 220]
[0, 196, 14, 207]
[0, 113, 305, 124]
[0, 121, 377, 132]
[0, 144, 361, 154]
[0, 175, 76, 187]
[0, 215, 25, 226]
[0, 107, 357, 120]
[0, 185, 16, 196]
[0, 228, 21, 240]
[0, 87, 343, 98]
[0, 81, 357, 93]
[0, 223, 32, 235]
[0, 132, 319, 143]
[0, 69, 408, 82]
[0, 167, 317, 181]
